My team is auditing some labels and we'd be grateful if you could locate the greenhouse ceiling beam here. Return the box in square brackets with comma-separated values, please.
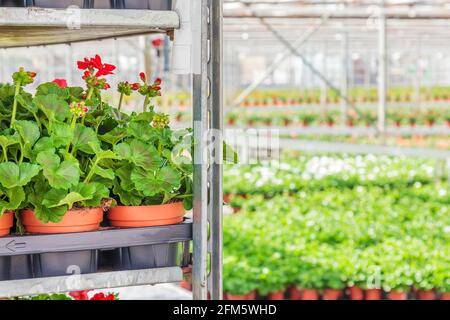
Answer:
[232, 13, 330, 107]
[223, 5, 450, 19]
[242, 16, 361, 116]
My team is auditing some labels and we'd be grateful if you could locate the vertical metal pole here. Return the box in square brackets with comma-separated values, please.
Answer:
[192, 0, 223, 300]
[377, 1, 387, 134]
[208, 0, 223, 300]
[341, 31, 349, 125]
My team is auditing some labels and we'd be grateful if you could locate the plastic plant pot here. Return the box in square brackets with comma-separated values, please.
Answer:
[365, 288, 382, 300]
[21, 208, 101, 234]
[267, 290, 284, 300]
[301, 289, 319, 300]
[348, 286, 364, 300]
[0, 212, 13, 237]
[114, 242, 183, 270]
[109, 202, 185, 228]
[33, 250, 98, 278]
[30, 0, 87, 8]
[323, 289, 342, 300]
[289, 286, 302, 300]
[226, 291, 256, 300]
[388, 291, 408, 300]
[441, 293, 450, 300]
[416, 290, 436, 300]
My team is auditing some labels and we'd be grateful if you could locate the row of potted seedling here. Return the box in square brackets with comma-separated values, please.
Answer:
[224, 108, 450, 128]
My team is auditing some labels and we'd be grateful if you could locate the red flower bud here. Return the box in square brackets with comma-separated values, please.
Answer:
[139, 72, 146, 82]
[29, 72, 37, 78]
[131, 83, 141, 90]
[52, 78, 68, 88]
[104, 83, 110, 90]
[154, 78, 162, 85]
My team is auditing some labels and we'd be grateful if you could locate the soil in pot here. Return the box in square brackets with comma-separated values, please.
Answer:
[109, 201, 185, 228]
[417, 290, 436, 300]
[289, 286, 302, 300]
[0, 212, 13, 237]
[348, 286, 364, 300]
[323, 289, 342, 300]
[365, 288, 382, 300]
[21, 208, 102, 234]
[301, 289, 319, 300]
[388, 291, 408, 300]
[267, 290, 284, 300]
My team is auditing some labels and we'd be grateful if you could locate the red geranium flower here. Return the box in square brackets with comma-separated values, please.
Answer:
[52, 78, 68, 88]
[90, 293, 116, 300]
[77, 57, 94, 71]
[69, 290, 90, 300]
[151, 38, 163, 47]
[92, 54, 116, 77]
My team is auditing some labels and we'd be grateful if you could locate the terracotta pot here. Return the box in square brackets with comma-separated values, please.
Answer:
[179, 280, 192, 291]
[289, 286, 302, 300]
[348, 286, 364, 300]
[267, 290, 284, 300]
[22, 208, 101, 234]
[323, 289, 342, 300]
[388, 291, 408, 300]
[227, 291, 256, 300]
[365, 289, 382, 300]
[0, 212, 13, 237]
[223, 194, 232, 204]
[109, 202, 185, 228]
[302, 289, 319, 300]
[441, 292, 450, 300]
[417, 290, 436, 300]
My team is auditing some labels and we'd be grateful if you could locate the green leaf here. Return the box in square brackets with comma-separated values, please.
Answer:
[51, 121, 74, 148]
[131, 166, 181, 197]
[112, 179, 142, 206]
[32, 137, 55, 158]
[16, 93, 38, 113]
[0, 134, 20, 151]
[36, 150, 80, 189]
[13, 120, 40, 147]
[0, 186, 25, 215]
[67, 87, 84, 101]
[130, 111, 154, 123]
[93, 166, 114, 180]
[81, 182, 109, 207]
[99, 127, 127, 146]
[72, 124, 100, 154]
[34, 94, 70, 122]
[36, 83, 69, 99]
[0, 162, 40, 188]
[114, 139, 163, 171]
[43, 183, 96, 209]
[33, 204, 67, 223]
[115, 163, 135, 191]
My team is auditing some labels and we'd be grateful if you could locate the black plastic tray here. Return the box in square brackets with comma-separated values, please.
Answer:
[0, 220, 192, 280]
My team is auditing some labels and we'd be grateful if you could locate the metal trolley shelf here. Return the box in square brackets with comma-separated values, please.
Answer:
[0, 1, 223, 300]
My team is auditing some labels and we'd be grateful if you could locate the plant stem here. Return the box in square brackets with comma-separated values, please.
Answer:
[2, 146, 7, 162]
[65, 115, 77, 154]
[143, 95, 150, 112]
[118, 92, 124, 111]
[10, 82, 21, 128]
[84, 159, 98, 183]
[86, 86, 94, 101]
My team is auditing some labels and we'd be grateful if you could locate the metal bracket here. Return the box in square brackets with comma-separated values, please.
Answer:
[192, 0, 223, 300]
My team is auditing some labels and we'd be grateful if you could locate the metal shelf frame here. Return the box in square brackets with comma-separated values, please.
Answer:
[0, 1, 224, 301]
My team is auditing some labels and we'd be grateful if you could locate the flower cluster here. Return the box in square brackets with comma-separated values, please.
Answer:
[138, 74, 162, 98]
[70, 101, 89, 118]
[152, 113, 170, 128]
[117, 81, 140, 96]
[69, 291, 117, 300]
[77, 54, 116, 91]
[12, 67, 36, 86]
